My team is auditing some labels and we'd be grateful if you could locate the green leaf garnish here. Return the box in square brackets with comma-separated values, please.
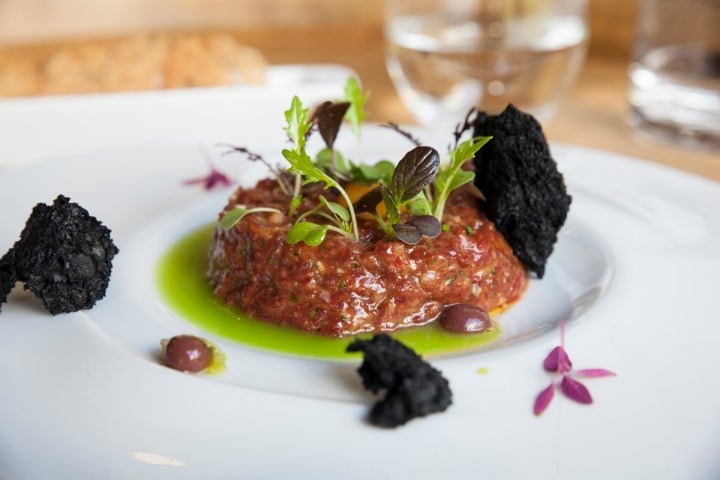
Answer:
[287, 221, 330, 246]
[344, 77, 368, 137]
[284, 96, 312, 152]
[379, 183, 401, 225]
[219, 206, 285, 230]
[406, 193, 433, 216]
[316, 148, 350, 174]
[282, 94, 360, 242]
[284, 95, 315, 213]
[433, 136, 491, 220]
[222, 76, 492, 248]
[283, 148, 336, 187]
[352, 159, 395, 183]
[319, 195, 350, 223]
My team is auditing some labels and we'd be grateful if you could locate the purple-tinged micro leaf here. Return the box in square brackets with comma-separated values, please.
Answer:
[560, 375, 593, 405]
[391, 146, 440, 202]
[533, 383, 556, 416]
[574, 368, 616, 378]
[392, 223, 422, 245]
[313, 101, 351, 151]
[543, 346, 573, 373]
[407, 215, 441, 238]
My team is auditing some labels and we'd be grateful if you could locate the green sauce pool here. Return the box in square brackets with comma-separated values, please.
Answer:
[157, 225, 501, 360]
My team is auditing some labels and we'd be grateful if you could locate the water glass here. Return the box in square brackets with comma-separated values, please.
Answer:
[385, 0, 589, 126]
[628, 0, 720, 148]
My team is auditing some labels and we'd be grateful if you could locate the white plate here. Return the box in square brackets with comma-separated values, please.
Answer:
[1, 80, 720, 479]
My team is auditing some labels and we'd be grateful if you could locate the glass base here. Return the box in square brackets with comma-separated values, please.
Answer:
[629, 107, 720, 151]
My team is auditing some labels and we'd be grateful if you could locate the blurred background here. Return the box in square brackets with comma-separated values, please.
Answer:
[0, 0, 638, 107]
[0, 0, 636, 54]
[0, 0, 717, 177]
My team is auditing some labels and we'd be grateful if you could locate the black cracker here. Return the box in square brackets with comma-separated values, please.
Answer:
[0, 252, 15, 308]
[472, 104, 572, 278]
[0, 195, 119, 314]
[347, 334, 452, 428]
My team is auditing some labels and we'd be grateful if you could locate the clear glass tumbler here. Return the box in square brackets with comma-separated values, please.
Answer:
[385, 0, 589, 126]
[628, 0, 720, 149]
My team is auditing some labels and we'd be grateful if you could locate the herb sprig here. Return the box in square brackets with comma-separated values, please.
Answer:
[282, 95, 360, 244]
[220, 76, 491, 247]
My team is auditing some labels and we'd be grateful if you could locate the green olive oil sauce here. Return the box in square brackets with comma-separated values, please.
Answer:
[157, 224, 501, 360]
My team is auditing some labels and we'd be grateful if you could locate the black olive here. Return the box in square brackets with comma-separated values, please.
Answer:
[438, 304, 491, 334]
[162, 335, 213, 373]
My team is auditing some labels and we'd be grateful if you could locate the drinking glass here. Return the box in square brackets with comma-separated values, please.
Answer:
[385, 0, 589, 126]
[628, 0, 720, 149]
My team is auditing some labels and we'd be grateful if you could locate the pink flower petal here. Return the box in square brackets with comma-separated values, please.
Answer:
[574, 368, 616, 378]
[560, 375, 593, 404]
[184, 170, 232, 190]
[534, 383, 556, 415]
[543, 346, 573, 373]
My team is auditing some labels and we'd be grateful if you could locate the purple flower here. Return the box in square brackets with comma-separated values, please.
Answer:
[183, 168, 232, 190]
[534, 320, 615, 415]
[184, 149, 233, 190]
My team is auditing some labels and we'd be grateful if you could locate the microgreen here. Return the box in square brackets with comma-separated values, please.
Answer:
[284, 96, 312, 152]
[351, 160, 395, 184]
[287, 221, 331, 246]
[433, 136, 491, 221]
[219, 206, 284, 230]
[314, 101, 351, 152]
[313, 101, 352, 176]
[391, 146, 440, 206]
[534, 320, 616, 415]
[218, 76, 491, 248]
[282, 96, 360, 243]
[392, 215, 442, 245]
[344, 76, 368, 137]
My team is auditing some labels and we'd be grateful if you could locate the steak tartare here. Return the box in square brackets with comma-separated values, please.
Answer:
[208, 177, 527, 337]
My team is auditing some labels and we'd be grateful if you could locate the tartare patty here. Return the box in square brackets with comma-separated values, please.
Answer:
[208, 178, 527, 337]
